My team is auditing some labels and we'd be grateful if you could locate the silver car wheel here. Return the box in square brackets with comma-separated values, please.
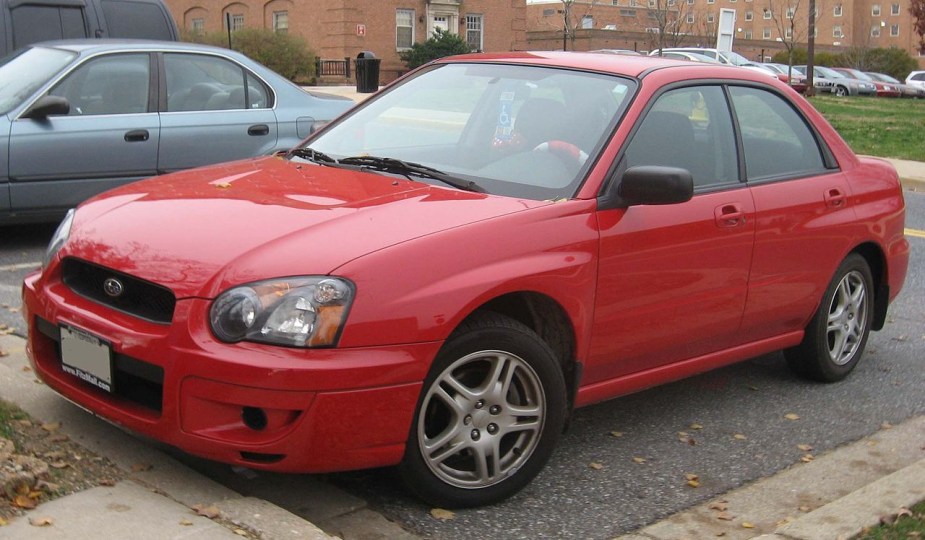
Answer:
[826, 270, 868, 366]
[417, 350, 545, 490]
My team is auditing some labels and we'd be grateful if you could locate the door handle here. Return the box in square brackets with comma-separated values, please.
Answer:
[714, 203, 746, 228]
[824, 187, 847, 208]
[124, 129, 149, 142]
[248, 124, 270, 136]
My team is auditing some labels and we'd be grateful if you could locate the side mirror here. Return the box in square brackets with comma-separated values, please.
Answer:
[617, 166, 694, 206]
[22, 95, 70, 119]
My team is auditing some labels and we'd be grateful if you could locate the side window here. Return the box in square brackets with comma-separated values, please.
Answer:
[11, 6, 88, 49]
[624, 86, 738, 189]
[101, 0, 175, 40]
[48, 54, 150, 116]
[165, 54, 270, 112]
[729, 86, 826, 181]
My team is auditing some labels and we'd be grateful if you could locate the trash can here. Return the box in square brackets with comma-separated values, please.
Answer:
[355, 51, 381, 93]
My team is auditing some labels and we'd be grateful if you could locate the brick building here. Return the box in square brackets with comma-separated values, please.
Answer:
[526, 0, 925, 68]
[163, 0, 527, 83]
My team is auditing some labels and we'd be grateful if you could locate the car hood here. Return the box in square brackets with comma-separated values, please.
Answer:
[62, 156, 546, 298]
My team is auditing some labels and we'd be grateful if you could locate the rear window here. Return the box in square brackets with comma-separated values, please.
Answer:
[101, 0, 175, 40]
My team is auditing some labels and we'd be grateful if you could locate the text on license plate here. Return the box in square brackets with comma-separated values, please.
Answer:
[60, 324, 113, 393]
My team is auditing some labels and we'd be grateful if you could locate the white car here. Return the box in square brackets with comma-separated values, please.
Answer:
[649, 47, 753, 66]
[906, 70, 925, 90]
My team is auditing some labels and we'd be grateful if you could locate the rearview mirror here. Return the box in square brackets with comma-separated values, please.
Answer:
[22, 96, 70, 119]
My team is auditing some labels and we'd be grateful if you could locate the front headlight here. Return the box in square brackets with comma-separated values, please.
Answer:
[210, 277, 354, 348]
[43, 209, 75, 269]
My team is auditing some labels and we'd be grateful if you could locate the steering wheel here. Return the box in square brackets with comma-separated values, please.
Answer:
[532, 140, 588, 168]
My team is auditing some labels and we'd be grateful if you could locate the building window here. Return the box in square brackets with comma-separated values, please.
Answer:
[745, 10, 753, 20]
[687, 0, 694, 4]
[543, 8, 555, 16]
[872, 4, 881, 16]
[744, 29, 752, 38]
[871, 25, 881, 37]
[786, 6, 794, 18]
[396, 9, 414, 50]
[466, 14, 483, 51]
[191, 18, 204, 33]
[630, 0, 639, 7]
[707, 13, 715, 22]
[763, 27, 771, 39]
[707, 0, 714, 4]
[686, 13, 695, 23]
[833, 25, 843, 37]
[226, 14, 244, 31]
[890, 24, 899, 36]
[668, 0, 677, 5]
[582, 15, 593, 28]
[272, 11, 288, 33]
[833, 4, 842, 16]
[612, 0, 620, 5]
[648, 0, 655, 7]
[763, 9, 771, 19]
[785, 27, 792, 38]
[621, 8, 636, 16]
[730, 0, 737, 3]
[891, 3, 900, 15]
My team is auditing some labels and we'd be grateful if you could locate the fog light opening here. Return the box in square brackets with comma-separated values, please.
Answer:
[241, 406, 268, 431]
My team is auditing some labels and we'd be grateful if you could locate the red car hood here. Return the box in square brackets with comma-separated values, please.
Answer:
[62, 157, 545, 297]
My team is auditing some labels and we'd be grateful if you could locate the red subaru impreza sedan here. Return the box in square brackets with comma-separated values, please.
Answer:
[23, 52, 909, 508]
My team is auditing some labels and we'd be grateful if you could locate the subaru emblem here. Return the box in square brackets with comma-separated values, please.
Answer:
[103, 278, 124, 297]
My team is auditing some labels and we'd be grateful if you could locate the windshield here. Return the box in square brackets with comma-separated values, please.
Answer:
[723, 51, 753, 66]
[303, 63, 634, 201]
[0, 46, 76, 115]
[815, 66, 845, 79]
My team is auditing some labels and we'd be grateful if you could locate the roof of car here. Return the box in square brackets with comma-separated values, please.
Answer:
[434, 50, 763, 80]
[30, 38, 238, 56]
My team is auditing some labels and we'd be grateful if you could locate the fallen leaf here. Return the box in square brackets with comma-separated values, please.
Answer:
[0, 516, 7, 526]
[99, 478, 117, 487]
[799, 505, 812, 513]
[589, 462, 604, 470]
[14, 494, 37, 509]
[0, 349, 8, 357]
[686, 473, 699, 481]
[233, 529, 248, 536]
[41, 421, 61, 432]
[44, 450, 66, 460]
[21, 366, 32, 372]
[733, 433, 747, 440]
[131, 463, 153, 472]
[610, 431, 625, 438]
[214, 182, 232, 189]
[747, 385, 759, 391]
[192, 504, 221, 519]
[797, 444, 814, 452]
[49, 461, 69, 469]
[16, 419, 33, 427]
[776, 516, 795, 526]
[800, 454, 814, 463]
[709, 501, 728, 512]
[742, 522, 755, 529]
[716, 511, 735, 521]
[784, 413, 800, 421]
[430, 508, 455, 521]
[29, 517, 53, 527]
[881, 422, 894, 430]
[632, 456, 647, 464]
[690, 423, 704, 430]
[687, 479, 701, 488]
[897, 507, 913, 518]
[179, 519, 193, 526]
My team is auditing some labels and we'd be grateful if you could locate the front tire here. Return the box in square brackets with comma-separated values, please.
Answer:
[785, 254, 874, 382]
[835, 85, 849, 97]
[399, 313, 567, 508]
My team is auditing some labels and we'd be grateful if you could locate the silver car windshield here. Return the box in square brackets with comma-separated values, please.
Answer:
[0, 47, 77, 115]
[305, 63, 634, 201]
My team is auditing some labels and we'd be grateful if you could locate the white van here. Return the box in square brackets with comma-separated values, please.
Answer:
[0, 0, 179, 57]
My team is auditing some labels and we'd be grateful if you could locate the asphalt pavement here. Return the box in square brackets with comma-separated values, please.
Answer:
[0, 90, 922, 538]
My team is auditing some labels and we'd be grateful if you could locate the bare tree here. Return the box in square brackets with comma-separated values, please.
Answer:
[911, 0, 925, 54]
[557, 0, 599, 50]
[644, 0, 697, 51]
[764, 0, 826, 80]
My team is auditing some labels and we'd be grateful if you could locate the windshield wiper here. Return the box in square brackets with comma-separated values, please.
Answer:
[338, 156, 486, 193]
[288, 147, 339, 165]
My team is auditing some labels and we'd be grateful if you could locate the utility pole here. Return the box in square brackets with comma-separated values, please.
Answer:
[806, 0, 816, 96]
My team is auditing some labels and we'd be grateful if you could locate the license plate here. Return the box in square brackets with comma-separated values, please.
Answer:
[60, 324, 114, 393]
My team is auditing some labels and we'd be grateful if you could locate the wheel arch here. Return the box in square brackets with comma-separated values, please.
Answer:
[850, 242, 889, 330]
[460, 292, 580, 411]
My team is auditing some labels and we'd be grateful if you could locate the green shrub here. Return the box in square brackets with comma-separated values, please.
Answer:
[771, 47, 918, 79]
[182, 29, 315, 82]
[400, 28, 473, 70]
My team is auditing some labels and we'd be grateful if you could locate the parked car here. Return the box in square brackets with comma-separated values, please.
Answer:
[832, 67, 900, 97]
[795, 65, 876, 96]
[905, 70, 925, 89]
[649, 47, 753, 66]
[659, 50, 722, 63]
[761, 63, 809, 93]
[589, 49, 642, 55]
[0, 39, 354, 224]
[24, 52, 909, 508]
[866, 71, 925, 98]
[0, 0, 178, 57]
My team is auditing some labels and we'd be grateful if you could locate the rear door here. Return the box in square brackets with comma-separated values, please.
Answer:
[8, 52, 159, 214]
[9, 1, 91, 49]
[157, 52, 278, 173]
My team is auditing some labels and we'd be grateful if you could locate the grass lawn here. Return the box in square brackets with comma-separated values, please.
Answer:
[854, 499, 925, 539]
[807, 95, 925, 162]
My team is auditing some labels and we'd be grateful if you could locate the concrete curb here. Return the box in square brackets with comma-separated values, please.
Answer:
[0, 333, 333, 539]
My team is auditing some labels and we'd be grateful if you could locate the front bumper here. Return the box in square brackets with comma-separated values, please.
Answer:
[22, 270, 438, 473]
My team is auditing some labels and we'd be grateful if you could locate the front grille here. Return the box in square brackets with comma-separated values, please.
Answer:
[36, 317, 164, 413]
[61, 258, 176, 324]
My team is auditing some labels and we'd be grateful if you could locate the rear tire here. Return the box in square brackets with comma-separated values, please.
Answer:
[785, 254, 873, 382]
[399, 312, 567, 508]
